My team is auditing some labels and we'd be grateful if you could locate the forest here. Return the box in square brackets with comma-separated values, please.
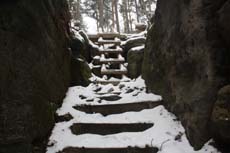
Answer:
[68, 0, 156, 33]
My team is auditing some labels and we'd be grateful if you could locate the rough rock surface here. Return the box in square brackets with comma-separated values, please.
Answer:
[127, 46, 145, 79]
[121, 37, 146, 59]
[71, 57, 91, 87]
[0, 0, 71, 152]
[142, 0, 230, 149]
[211, 85, 230, 149]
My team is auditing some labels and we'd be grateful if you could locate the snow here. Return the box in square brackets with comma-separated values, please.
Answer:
[126, 31, 147, 39]
[83, 14, 97, 34]
[89, 39, 99, 49]
[46, 77, 220, 153]
[130, 45, 145, 52]
[118, 54, 124, 60]
[121, 36, 146, 46]
[120, 64, 127, 72]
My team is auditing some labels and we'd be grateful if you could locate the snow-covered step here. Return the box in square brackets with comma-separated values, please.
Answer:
[101, 64, 127, 75]
[70, 123, 153, 135]
[98, 37, 121, 45]
[92, 80, 122, 85]
[73, 101, 162, 116]
[99, 46, 123, 54]
[100, 54, 125, 64]
[98, 32, 120, 39]
[59, 147, 158, 153]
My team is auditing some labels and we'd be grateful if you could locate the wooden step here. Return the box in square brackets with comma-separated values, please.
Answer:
[98, 32, 120, 39]
[100, 54, 125, 64]
[92, 80, 121, 85]
[73, 101, 162, 116]
[99, 47, 123, 54]
[59, 147, 158, 153]
[98, 37, 121, 45]
[70, 123, 154, 135]
[88, 33, 127, 41]
[101, 64, 127, 75]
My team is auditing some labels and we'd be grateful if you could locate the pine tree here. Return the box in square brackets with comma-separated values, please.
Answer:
[114, 0, 120, 33]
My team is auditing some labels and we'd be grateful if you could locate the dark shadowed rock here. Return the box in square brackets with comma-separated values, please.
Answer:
[211, 85, 230, 148]
[127, 46, 145, 79]
[55, 113, 73, 123]
[218, 1, 230, 49]
[71, 57, 91, 87]
[0, 0, 71, 152]
[142, 0, 230, 149]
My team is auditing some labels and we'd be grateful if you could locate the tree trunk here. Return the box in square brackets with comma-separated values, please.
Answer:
[98, 0, 104, 32]
[112, 0, 115, 32]
[76, 0, 81, 20]
[128, 0, 133, 32]
[123, 0, 130, 33]
[134, 0, 140, 23]
[114, 0, 120, 33]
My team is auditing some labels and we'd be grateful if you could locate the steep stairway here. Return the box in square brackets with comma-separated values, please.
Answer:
[90, 33, 128, 85]
[46, 33, 220, 153]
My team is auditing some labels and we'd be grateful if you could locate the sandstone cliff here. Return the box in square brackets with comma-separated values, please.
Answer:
[143, 0, 230, 150]
[0, 0, 71, 152]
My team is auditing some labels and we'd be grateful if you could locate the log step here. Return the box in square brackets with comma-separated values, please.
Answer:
[59, 147, 159, 153]
[99, 48, 123, 54]
[101, 69, 127, 75]
[98, 33, 120, 39]
[92, 80, 122, 85]
[101, 64, 127, 75]
[100, 55, 125, 64]
[98, 37, 121, 45]
[73, 101, 162, 116]
[70, 123, 154, 135]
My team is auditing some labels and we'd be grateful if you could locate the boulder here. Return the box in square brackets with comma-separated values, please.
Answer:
[142, 0, 230, 149]
[0, 0, 71, 152]
[71, 57, 92, 87]
[70, 30, 99, 63]
[127, 45, 145, 79]
[211, 85, 230, 147]
[121, 37, 146, 59]
[70, 30, 86, 58]
[92, 65, 102, 77]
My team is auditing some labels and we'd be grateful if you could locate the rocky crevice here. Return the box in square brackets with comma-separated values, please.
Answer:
[142, 0, 230, 150]
[0, 0, 71, 152]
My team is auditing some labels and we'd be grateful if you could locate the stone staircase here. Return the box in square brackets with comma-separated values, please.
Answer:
[57, 91, 161, 153]
[90, 33, 128, 85]
[48, 77, 163, 153]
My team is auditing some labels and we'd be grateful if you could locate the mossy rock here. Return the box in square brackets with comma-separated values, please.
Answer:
[211, 85, 230, 146]
[71, 57, 92, 87]
[127, 46, 145, 79]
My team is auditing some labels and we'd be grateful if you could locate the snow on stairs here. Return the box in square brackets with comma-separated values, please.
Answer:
[99, 46, 123, 54]
[101, 64, 127, 75]
[48, 78, 162, 153]
[91, 33, 128, 84]
[98, 37, 121, 45]
[73, 101, 161, 116]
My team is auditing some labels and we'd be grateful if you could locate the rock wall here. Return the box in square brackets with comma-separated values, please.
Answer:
[142, 0, 230, 149]
[0, 0, 71, 152]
